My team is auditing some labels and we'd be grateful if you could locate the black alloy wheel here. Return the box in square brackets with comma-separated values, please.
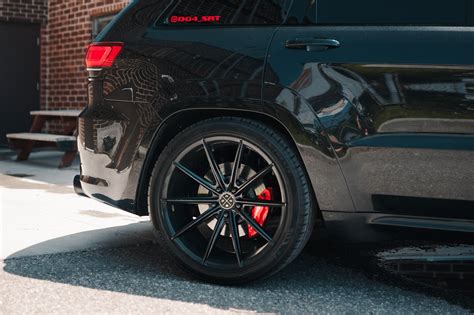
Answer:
[149, 117, 314, 283]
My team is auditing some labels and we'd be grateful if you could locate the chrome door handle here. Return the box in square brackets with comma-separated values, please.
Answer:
[285, 38, 340, 52]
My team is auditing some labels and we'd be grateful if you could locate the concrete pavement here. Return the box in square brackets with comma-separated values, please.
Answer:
[0, 150, 153, 259]
[1, 149, 473, 314]
[3, 244, 472, 314]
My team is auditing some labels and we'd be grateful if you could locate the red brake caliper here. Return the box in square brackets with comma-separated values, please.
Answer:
[248, 187, 272, 238]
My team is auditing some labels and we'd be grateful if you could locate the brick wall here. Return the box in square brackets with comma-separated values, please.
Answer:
[41, 0, 130, 133]
[0, 0, 48, 24]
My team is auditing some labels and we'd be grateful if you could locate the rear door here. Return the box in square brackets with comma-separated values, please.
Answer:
[0, 22, 40, 145]
[264, 0, 474, 217]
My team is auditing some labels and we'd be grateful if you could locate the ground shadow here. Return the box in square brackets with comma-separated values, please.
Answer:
[3, 225, 474, 313]
[4, 222, 153, 259]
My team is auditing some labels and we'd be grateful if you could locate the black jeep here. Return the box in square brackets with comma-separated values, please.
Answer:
[75, 0, 474, 283]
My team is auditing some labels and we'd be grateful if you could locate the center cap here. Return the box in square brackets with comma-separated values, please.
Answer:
[219, 192, 236, 210]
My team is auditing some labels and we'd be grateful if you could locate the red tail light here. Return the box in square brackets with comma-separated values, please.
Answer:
[85, 42, 123, 68]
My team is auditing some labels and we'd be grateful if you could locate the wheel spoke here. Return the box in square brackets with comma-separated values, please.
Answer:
[238, 210, 274, 244]
[202, 139, 226, 190]
[238, 199, 286, 208]
[202, 211, 226, 264]
[229, 212, 243, 267]
[163, 197, 218, 205]
[229, 140, 244, 189]
[171, 205, 220, 240]
[173, 161, 219, 195]
[235, 164, 274, 195]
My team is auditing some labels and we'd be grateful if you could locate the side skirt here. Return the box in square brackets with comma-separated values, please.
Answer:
[321, 210, 474, 243]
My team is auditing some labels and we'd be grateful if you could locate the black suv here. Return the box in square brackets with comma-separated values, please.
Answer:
[75, 0, 474, 283]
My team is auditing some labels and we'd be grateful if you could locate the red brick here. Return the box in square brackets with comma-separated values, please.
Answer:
[2, 0, 130, 132]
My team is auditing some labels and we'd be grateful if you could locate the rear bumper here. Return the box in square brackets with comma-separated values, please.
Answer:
[75, 105, 146, 214]
[76, 137, 138, 213]
[73, 175, 86, 197]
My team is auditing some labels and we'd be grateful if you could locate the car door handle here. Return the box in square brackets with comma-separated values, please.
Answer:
[285, 38, 340, 52]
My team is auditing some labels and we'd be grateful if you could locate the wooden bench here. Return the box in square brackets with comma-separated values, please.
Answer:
[6, 110, 81, 168]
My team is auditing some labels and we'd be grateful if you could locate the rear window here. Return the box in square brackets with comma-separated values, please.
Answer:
[316, 0, 474, 26]
[157, 0, 292, 26]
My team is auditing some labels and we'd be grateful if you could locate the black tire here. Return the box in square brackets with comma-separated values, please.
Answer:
[148, 117, 314, 284]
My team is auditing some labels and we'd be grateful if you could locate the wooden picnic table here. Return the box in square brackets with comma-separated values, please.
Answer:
[6, 110, 81, 168]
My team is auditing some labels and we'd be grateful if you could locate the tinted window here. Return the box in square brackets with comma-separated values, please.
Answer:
[285, 0, 317, 25]
[160, 0, 291, 25]
[317, 0, 473, 26]
[92, 14, 116, 39]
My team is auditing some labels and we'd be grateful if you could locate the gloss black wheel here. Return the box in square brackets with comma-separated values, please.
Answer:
[149, 117, 314, 283]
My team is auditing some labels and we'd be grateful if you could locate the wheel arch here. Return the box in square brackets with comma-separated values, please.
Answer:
[135, 108, 322, 220]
